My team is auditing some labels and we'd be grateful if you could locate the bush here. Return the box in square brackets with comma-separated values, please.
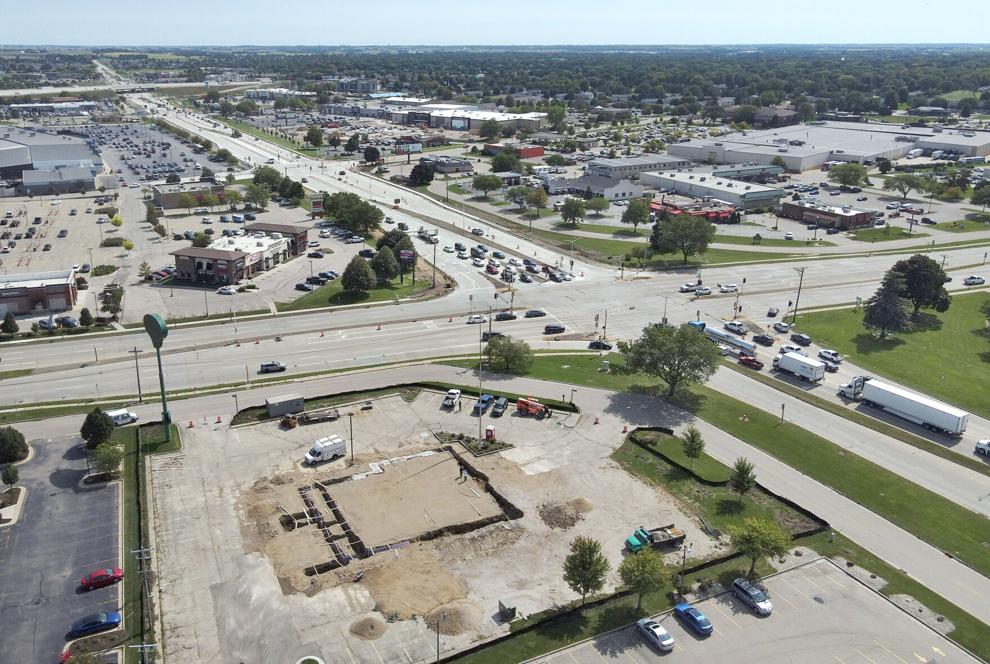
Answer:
[90, 265, 118, 277]
[100, 237, 125, 248]
[0, 427, 28, 464]
[94, 206, 118, 216]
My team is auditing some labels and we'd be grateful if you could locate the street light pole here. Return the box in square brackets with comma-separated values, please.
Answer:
[348, 412, 355, 465]
[233, 393, 239, 416]
[128, 346, 144, 403]
[790, 267, 806, 325]
[478, 325, 484, 445]
[432, 241, 437, 288]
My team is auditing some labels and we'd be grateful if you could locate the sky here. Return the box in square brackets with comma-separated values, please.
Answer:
[3, 0, 988, 46]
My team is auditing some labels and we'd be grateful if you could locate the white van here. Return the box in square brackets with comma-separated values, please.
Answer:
[106, 408, 139, 426]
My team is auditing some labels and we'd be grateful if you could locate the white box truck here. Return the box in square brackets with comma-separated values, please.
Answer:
[838, 376, 968, 435]
[772, 352, 825, 382]
[106, 408, 139, 425]
[304, 435, 347, 465]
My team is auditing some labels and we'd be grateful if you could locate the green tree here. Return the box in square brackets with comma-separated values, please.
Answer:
[562, 536, 610, 605]
[2, 463, 18, 489]
[560, 197, 586, 225]
[79, 308, 94, 328]
[90, 443, 124, 478]
[363, 146, 381, 163]
[770, 155, 787, 169]
[546, 104, 567, 129]
[882, 173, 924, 201]
[544, 153, 567, 167]
[177, 192, 197, 213]
[618, 323, 720, 396]
[472, 174, 502, 198]
[618, 548, 670, 610]
[971, 186, 990, 212]
[0, 426, 28, 464]
[235, 99, 257, 115]
[327, 132, 341, 149]
[479, 119, 501, 140]
[621, 198, 650, 232]
[864, 271, 912, 338]
[165, 173, 180, 184]
[244, 184, 270, 209]
[586, 197, 609, 217]
[729, 457, 757, 502]
[681, 426, 705, 471]
[350, 201, 384, 234]
[408, 163, 435, 187]
[341, 255, 376, 293]
[81, 409, 115, 449]
[485, 335, 534, 373]
[122, 240, 134, 251]
[203, 194, 220, 211]
[252, 166, 282, 189]
[891, 254, 951, 315]
[191, 232, 211, 248]
[225, 190, 243, 207]
[728, 517, 791, 577]
[138, 261, 152, 278]
[219, 100, 235, 116]
[1, 311, 19, 336]
[526, 187, 548, 219]
[877, 159, 893, 174]
[345, 134, 361, 152]
[651, 214, 716, 264]
[371, 245, 400, 285]
[507, 185, 531, 210]
[490, 150, 521, 173]
[110, 214, 123, 229]
[305, 125, 324, 147]
[827, 162, 868, 187]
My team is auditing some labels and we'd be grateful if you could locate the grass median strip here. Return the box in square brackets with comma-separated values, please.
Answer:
[444, 353, 990, 578]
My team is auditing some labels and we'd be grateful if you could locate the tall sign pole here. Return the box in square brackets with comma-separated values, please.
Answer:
[143, 313, 172, 442]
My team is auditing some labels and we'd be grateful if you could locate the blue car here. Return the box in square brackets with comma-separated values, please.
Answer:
[70, 611, 122, 637]
[473, 394, 494, 414]
[673, 602, 713, 636]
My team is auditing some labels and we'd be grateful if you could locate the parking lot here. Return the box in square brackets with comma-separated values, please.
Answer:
[0, 434, 122, 664]
[528, 557, 978, 664]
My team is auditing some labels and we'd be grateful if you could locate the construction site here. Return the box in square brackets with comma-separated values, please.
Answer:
[150, 388, 721, 664]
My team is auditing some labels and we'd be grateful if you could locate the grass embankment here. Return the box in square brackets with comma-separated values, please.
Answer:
[796, 293, 990, 415]
[444, 353, 990, 578]
[934, 219, 990, 233]
[216, 117, 317, 157]
[275, 277, 431, 312]
[850, 227, 928, 242]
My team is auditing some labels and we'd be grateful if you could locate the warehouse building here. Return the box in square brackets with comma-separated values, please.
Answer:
[0, 127, 103, 180]
[21, 166, 95, 194]
[711, 164, 786, 182]
[0, 270, 78, 315]
[545, 174, 643, 200]
[779, 200, 873, 230]
[483, 142, 544, 159]
[152, 182, 226, 209]
[915, 130, 990, 158]
[640, 172, 784, 210]
[587, 155, 694, 180]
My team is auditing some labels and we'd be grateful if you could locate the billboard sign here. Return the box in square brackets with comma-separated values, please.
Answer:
[399, 249, 415, 262]
[309, 194, 324, 212]
[395, 143, 422, 155]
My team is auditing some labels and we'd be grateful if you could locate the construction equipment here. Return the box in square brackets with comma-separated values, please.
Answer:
[516, 397, 550, 419]
[625, 524, 687, 553]
[280, 414, 298, 428]
[297, 406, 341, 425]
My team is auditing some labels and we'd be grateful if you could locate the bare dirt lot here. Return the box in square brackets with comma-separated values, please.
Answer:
[150, 389, 720, 664]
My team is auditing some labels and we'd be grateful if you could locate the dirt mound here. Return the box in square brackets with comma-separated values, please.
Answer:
[538, 498, 590, 529]
[349, 615, 388, 640]
[363, 547, 467, 619]
[426, 599, 483, 635]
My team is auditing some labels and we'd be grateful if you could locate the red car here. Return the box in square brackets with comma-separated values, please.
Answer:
[738, 355, 764, 370]
[80, 567, 124, 591]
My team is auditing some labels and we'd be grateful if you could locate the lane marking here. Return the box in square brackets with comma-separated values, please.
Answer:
[874, 640, 909, 664]
[710, 602, 741, 629]
[853, 647, 880, 664]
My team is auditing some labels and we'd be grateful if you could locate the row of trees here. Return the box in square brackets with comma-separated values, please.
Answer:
[80, 409, 124, 478]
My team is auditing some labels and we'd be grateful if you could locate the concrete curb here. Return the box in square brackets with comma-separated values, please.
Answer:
[0, 485, 28, 528]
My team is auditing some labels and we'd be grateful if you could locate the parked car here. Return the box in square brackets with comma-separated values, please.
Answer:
[921, 217, 936, 224]
[589, 340, 613, 350]
[80, 567, 124, 591]
[467, 314, 487, 324]
[259, 361, 286, 373]
[358, 248, 376, 258]
[636, 617, 675, 652]
[70, 611, 122, 637]
[473, 393, 494, 414]
[772, 321, 790, 333]
[731, 577, 773, 615]
[495, 312, 517, 321]
[544, 324, 565, 334]
[753, 333, 774, 346]
[481, 331, 504, 342]
[673, 602, 713, 636]
[724, 321, 747, 335]
[738, 354, 764, 370]
[295, 283, 314, 292]
[963, 275, 985, 286]
[492, 396, 509, 416]
[307, 251, 324, 259]
[524, 309, 546, 318]
[818, 349, 842, 363]
[784, 232, 794, 240]
[790, 332, 812, 346]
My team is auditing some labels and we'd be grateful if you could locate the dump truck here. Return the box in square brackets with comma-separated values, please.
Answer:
[625, 524, 687, 553]
[838, 376, 968, 435]
[772, 352, 825, 382]
[304, 435, 347, 465]
[516, 397, 550, 418]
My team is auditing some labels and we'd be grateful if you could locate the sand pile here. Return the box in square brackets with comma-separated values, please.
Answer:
[349, 615, 388, 640]
[426, 599, 483, 636]
[363, 547, 467, 619]
[537, 498, 592, 529]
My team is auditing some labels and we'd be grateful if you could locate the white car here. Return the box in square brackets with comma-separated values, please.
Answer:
[201, 217, 213, 224]
[780, 344, 806, 356]
[507, 257, 521, 266]
[784, 232, 794, 240]
[818, 349, 842, 363]
[346, 236, 363, 244]
[50, 199, 61, 205]
[216, 286, 235, 295]
[319, 230, 332, 238]
[472, 257, 485, 267]
[963, 275, 985, 286]
[885, 202, 900, 210]
[772, 321, 790, 333]
[457, 251, 469, 259]
[443, 245, 454, 253]
[695, 286, 712, 296]
[307, 240, 320, 247]
[679, 282, 700, 293]
[724, 321, 747, 335]
[719, 283, 738, 293]
[636, 618, 674, 652]
[466, 314, 486, 324]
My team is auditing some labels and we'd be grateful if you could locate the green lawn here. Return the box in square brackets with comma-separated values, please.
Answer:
[713, 234, 835, 248]
[934, 219, 990, 233]
[446, 353, 990, 578]
[275, 278, 431, 312]
[850, 227, 928, 242]
[217, 118, 317, 157]
[796, 293, 990, 415]
[942, 89, 979, 102]
[446, 183, 470, 195]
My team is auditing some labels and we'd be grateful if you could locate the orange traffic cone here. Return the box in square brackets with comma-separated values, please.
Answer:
[622, 424, 628, 433]
[216, 416, 222, 424]
[187, 420, 194, 428]
[255, 337, 260, 344]
[593, 416, 599, 425]
[320, 330, 324, 337]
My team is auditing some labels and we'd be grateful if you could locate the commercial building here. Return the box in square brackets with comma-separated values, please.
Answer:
[590, 106, 633, 121]
[711, 164, 786, 182]
[0, 270, 78, 315]
[170, 230, 294, 284]
[640, 172, 784, 210]
[0, 126, 102, 180]
[321, 77, 380, 94]
[419, 156, 473, 174]
[243, 222, 309, 256]
[649, 198, 735, 223]
[587, 155, 693, 180]
[243, 88, 317, 101]
[779, 200, 873, 230]
[21, 166, 95, 194]
[483, 143, 545, 159]
[152, 182, 226, 209]
[545, 175, 643, 200]
[915, 130, 990, 158]
[753, 107, 800, 127]
[908, 106, 953, 117]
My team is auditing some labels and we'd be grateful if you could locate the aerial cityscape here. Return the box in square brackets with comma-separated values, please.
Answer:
[1, 3, 989, 664]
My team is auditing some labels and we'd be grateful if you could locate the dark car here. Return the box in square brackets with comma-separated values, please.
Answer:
[307, 251, 324, 259]
[358, 248, 376, 258]
[243, 213, 257, 221]
[544, 324, 565, 334]
[492, 396, 509, 416]
[306, 275, 328, 285]
[524, 309, 546, 318]
[318, 271, 337, 280]
[481, 331, 505, 342]
[589, 340, 613, 350]
[753, 333, 774, 347]
[673, 602, 713, 636]
[70, 611, 122, 637]
[766, 307, 779, 318]
[259, 361, 286, 373]
[826, 227, 841, 234]
[920, 217, 936, 224]
[43, 243, 52, 251]
[790, 332, 812, 346]
[494, 312, 517, 321]
[295, 283, 314, 292]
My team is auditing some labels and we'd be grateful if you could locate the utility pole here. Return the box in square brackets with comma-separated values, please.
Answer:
[678, 542, 693, 593]
[348, 412, 355, 465]
[129, 347, 144, 403]
[790, 267, 806, 325]
[432, 241, 437, 288]
[204, 290, 209, 317]
[602, 309, 608, 339]
[478, 325, 484, 446]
